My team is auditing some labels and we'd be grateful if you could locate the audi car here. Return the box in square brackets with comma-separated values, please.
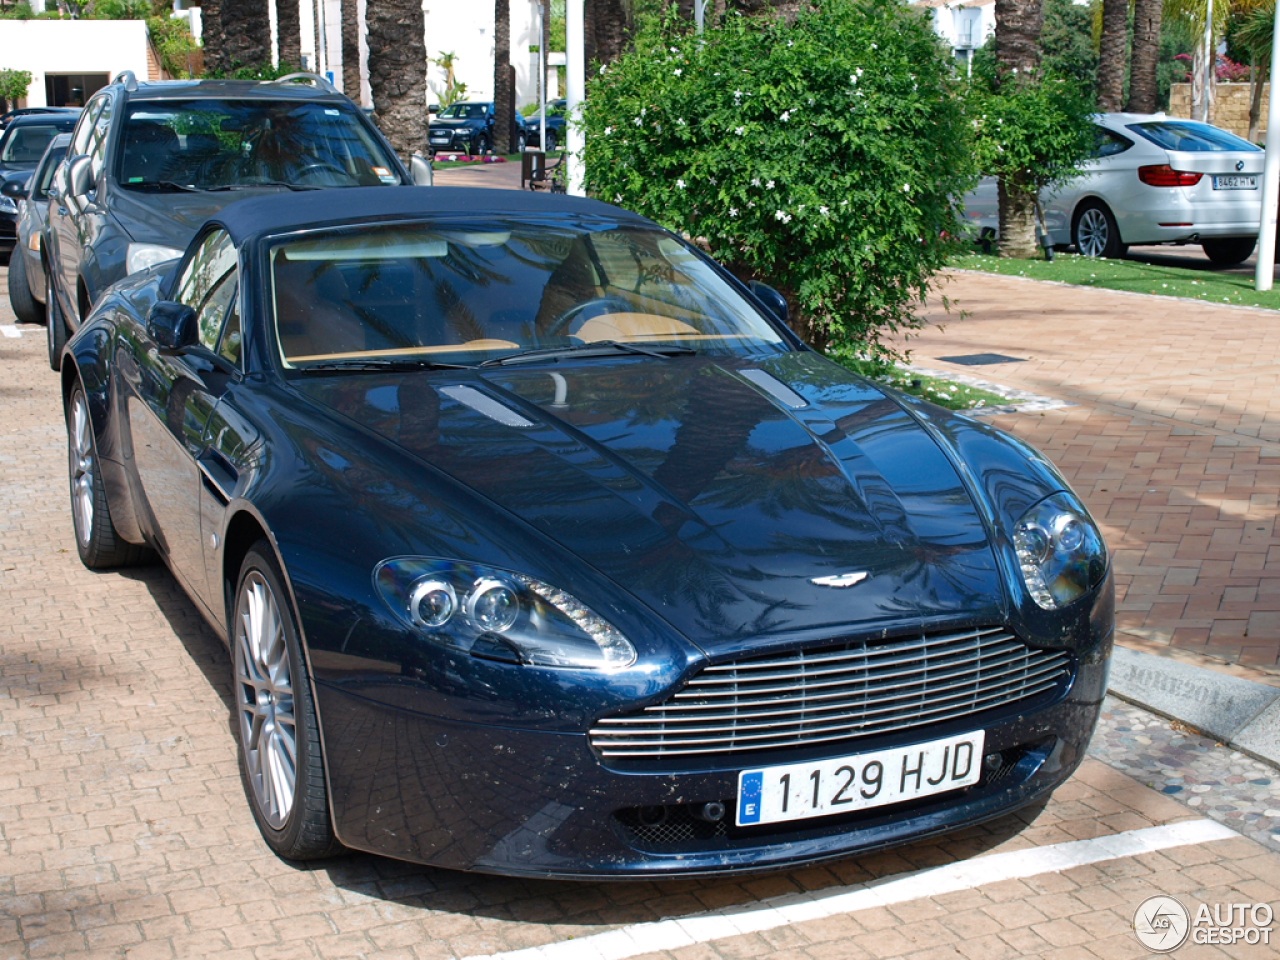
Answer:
[57, 187, 1112, 878]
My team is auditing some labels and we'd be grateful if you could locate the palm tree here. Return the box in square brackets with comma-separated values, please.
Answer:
[1237, 0, 1276, 140]
[1126, 0, 1162, 112]
[1096, 0, 1127, 111]
[494, 0, 513, 154]
[202, 0, 226, 75]
[586, 0, 633, 65]
[994, 0, 1043, 258]
[277, 0, 301, 71]
[221, 0, 272, 71]
[365, 0, 428, 162]
[341, 0, 361, 100]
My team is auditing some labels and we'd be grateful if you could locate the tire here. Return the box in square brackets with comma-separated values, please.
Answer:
[545, 130, 558, 153]
[471, 133, 490, 158]
[67, 385, 152, 569]
[46, 266, 66, 371]
[1072, 201, 1127, 259]
[8, 248, 42, 325]
[232, 542, 340, 861]
[515, 131, 527, 154]
[1202, 237, 1256, 267]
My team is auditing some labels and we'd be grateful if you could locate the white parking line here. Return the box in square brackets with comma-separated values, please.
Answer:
[463, 819, 1238, 960]
[1, 325, 23, 338]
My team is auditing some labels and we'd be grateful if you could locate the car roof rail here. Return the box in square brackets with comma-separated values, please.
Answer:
[112, 70, 139, 92]
[267, 72, 341, 95]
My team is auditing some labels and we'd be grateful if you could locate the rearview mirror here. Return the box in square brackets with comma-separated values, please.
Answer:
[67, 155, 93, 199]
[749, 281, 789, 325]
[411, 153, 433, 186]
[1, 179, 26, 200]
[147, 301, 198, 355]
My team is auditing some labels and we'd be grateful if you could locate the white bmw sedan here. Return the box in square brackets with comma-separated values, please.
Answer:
[963, 113, 1265, 265]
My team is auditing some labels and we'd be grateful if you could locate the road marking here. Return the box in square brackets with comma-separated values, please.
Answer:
[463, 819, 1237, 960]
[1, 325, 23, 338]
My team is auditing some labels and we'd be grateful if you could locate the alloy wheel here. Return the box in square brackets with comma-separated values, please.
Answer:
[1077, 208, 1109, 258]
[234, 572, 297, 830]
[69, 391, 94, 547]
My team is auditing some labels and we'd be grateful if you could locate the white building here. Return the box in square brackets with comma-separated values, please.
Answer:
[0, 19, 157, 107]
[914, 0, 995, 72]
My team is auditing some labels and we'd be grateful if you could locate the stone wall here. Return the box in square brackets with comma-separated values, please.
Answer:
[1169, 82, 1268, 143]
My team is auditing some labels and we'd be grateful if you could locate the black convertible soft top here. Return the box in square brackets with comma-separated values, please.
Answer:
[212, 186, 649, 245]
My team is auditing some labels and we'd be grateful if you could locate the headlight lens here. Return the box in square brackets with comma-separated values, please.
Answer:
[375, 558, 637, 670]
[1013, 493, 1107, 610]
[125, 243, 184, 276]
[0, 194, 16, 214]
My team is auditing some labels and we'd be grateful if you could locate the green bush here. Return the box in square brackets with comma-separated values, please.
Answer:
[581, 0, 977, 361]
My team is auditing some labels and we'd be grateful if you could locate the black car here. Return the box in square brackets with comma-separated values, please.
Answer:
[58, 186, 1112, 878]
[0, 106, 81, 130]
[429, 101, 528, 156]
[525, 98, 566, 153]
[0, 113, 79, 253]
[5, 133, 72, 322]
[43, 71, 429, 370]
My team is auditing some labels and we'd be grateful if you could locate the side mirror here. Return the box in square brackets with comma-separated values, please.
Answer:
[410, 153, 433, 186]
[750, 281, 789, 325]
[147, 301, 198, 355]
[67, 155, 93, 199]
[1, 178, 26, 200]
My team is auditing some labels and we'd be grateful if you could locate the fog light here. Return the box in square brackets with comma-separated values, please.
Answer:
[637, 805, 668, 827]
[698, 801, 726, 823]
[983, 752, 1002, 773]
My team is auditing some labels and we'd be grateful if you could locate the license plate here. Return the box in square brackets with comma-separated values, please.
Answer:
[736, 730, 985, 826]
[1213, 175, 1257, 190]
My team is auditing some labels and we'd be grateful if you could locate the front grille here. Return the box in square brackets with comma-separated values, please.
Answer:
[591, 626, 1070, 759]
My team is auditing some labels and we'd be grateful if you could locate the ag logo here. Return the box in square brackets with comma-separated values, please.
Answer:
[1133, 895, 1191, 952]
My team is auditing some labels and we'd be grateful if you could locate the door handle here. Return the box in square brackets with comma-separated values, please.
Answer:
[197, 448, 239, 504]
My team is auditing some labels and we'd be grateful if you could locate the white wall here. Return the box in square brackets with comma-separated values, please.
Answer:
[0, 21, 151, 108]
[422, 1, 541, 109]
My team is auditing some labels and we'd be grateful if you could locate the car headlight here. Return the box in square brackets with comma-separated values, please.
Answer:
[0, 195, 16, 214]
[126, 243, 184, 276]
[1013, 493, 1108, 610]
[375, 558, 637, 670]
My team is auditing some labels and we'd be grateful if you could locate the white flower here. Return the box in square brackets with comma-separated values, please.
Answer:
[871, 43, 877, 50]
[819, 205, 829, 215]
[751, 177, 761, 187]
[747, 201, 756, 208]
[641, 107, 647, 117]
[615, 194, 622, 203]
[670, 46, 679, 54]
[775, 210, 792, 223]
[735, 126, 746, 136]
[599, 64, 607, 75]
[903, 183, 910, 192]
[728, 207, 739, 217]
[676, 117, 687, 126]
[674, 68, 683, 76]
[780, 110, 790, 121]
[797, 204, 804, 212]
[634, 117, 642, 127]
[604, 126, 613, 135]
[676, 179, 686, 189]
[787, 40, 793, 47]
[766, 180, 775, 189]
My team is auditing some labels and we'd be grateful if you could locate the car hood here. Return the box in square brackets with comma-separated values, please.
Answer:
[109, 184, 302, 245]
[294, 352, 1006, 654]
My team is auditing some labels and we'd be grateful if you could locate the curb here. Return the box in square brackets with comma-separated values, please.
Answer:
[1108, 646, 1280, 771]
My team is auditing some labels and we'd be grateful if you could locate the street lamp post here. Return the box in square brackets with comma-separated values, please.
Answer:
[566, 0, 585, 196]
[1254, 2, 1280, 291]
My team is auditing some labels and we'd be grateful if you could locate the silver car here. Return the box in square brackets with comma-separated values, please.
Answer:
[6, 133, 71, 324]
[963, 113, 1265, 266]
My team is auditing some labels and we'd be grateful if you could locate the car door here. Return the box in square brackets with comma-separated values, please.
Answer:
[47, 97, 102, 316]
[122, 228, 240, 613]
[58, 93, 114, 326]
[1043, 125, 1134, 244]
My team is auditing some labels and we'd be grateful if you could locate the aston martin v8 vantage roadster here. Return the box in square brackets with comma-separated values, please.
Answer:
[57, 187, 1112, 878]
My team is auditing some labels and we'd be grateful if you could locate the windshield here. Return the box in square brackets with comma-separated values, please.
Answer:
[270, 220, 788, 367]
[1, 121, 74, 165]
[116, 99, 401, 190]
[438, 103, 489, 120]
[1126, 121, 1261, 153]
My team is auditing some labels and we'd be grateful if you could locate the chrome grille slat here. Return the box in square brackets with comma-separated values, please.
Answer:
[596, 655, 1068, 725]
[590, 627, 1072, 759]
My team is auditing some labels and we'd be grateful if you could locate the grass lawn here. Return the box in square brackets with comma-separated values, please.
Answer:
[826, 356, 1010, 412]
[953, 251, 1280, 310]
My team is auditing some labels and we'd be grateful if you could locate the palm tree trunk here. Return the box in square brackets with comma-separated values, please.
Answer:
[366, 0, 427, 162]
[994, 0, 1042, 259]
[494, 0, 512, 154]
[1096, 0, 1127, 112]
[341, 0, 360, 98]
[203, 0, 226, 76]
[1250, 57, 1266, 142]
[1126, 0, 1161, 113]
[221, 0, 272, 72]
[277, 0, 301, 69]
[585, 0, 632, 65]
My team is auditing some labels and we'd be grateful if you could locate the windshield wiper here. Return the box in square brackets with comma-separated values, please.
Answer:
[481, 340, 696, 367]
[126, 180, 203, 193]
[206, 180, 320, 192]
[298, 357, 475, 373]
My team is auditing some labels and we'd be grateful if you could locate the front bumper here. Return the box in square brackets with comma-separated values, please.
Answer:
[315, 629, 1112, 878]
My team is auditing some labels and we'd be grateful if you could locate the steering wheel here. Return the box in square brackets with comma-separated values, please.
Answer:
[543, 296, 634, 340]
[294, 161, 355, 186]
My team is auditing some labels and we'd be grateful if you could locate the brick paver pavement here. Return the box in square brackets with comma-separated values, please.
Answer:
[4, 267, 1280, 959]
[914, 272, 1280, 672]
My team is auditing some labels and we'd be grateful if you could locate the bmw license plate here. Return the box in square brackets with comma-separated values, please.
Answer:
[1212, 175, 1257, 190]
[736, 730, 985, 826]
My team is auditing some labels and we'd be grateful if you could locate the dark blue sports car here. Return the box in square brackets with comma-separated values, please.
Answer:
[58, 187, 1112, 878]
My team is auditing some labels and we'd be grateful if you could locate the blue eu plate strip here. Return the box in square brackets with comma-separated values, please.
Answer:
[738, 770, 763, 825]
